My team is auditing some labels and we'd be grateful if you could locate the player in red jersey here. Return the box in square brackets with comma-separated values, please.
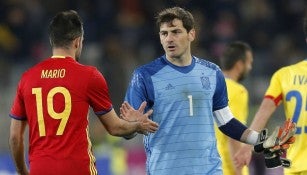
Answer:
[8, 10, 158, 175]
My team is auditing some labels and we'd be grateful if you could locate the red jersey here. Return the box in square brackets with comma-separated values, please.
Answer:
[10, 56, 112, 175]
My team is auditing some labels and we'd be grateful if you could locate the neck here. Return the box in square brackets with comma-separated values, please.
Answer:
[223, 70, 239, 82]
[52, 48, 75, 59]
[166, 53, 192, 66]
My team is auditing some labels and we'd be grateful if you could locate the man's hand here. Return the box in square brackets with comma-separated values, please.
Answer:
[263, 148, 292, 168]
[120, 101, 158, 135]
[233, 144, 253, 168]
[254, 119, 296, 153]
[120, 101, 148, 122]
[254, 119, 296, 168]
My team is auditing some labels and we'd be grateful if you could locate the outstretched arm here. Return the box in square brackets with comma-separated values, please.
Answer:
[215, 105, 295, 162]
[98, 102, 158, 137]
[234, 98, 277, 167]
[228, 138, 245, 175]
[250, 98, 277, 131]
[214, 106, 258, 145]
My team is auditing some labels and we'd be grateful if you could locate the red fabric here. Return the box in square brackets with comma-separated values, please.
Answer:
[264, 94, 282, 106]
[10, 57, 112, 175]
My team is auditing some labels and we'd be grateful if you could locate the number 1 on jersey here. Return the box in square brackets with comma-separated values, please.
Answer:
[188, 95, 193, 116]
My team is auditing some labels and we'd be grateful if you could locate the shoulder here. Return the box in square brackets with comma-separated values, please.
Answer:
[23, 59, 101, 82]
[20, 60, 47, 79]
[194, 56, 221, 71]
[226, 79, 247, 96]
[270, 64, 293, 80]
[82, 64, 100, 74]
[275, 60, 306, 74]
[134, 56, 167, 76]
[226, 79, 246, 90]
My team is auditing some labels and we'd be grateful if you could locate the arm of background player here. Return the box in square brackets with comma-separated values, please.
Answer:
[228, 138, 244, 175]
[233, 97, 277, 167]
[250, 98, 277, 131]
[9, 119, 29, 175]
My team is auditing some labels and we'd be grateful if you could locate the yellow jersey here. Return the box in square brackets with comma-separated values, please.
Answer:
[215, 78, 249, 175]
[264, 60, 307, 174]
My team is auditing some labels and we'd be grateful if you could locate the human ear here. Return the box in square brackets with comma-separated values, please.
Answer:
[189, 29, 196, 42]
[73, 37, 81, 49]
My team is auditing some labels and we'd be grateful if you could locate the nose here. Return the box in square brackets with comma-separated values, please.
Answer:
[165, 33, 174, 42]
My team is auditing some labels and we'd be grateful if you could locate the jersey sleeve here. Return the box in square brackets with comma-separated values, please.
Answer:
[125, 69, 152, 110]
[87, 68, 113, 115]
[264, 69, 283, 106]
[213, 69, 229, 111]
[9, 79, 27, 120]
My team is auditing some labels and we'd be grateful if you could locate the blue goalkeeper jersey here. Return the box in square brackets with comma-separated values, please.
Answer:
[125, 55, 228, 175]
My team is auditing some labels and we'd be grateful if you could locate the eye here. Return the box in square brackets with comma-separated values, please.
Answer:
[160, 32, 167, 36]
[173, 30, 181, 34]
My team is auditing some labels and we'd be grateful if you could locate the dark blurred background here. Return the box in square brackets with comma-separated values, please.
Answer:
[0, 0, 306, 174]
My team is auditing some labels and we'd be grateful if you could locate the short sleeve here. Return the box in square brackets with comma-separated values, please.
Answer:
[212, 69, 228, 111]
[10, 80, 27, 120]
[125, 69, 149, 109]
[264, 69, 283, 105]
[87, 69, 113, 115]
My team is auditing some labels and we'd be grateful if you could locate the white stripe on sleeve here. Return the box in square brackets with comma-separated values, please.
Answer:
[213, 106, 234, 127]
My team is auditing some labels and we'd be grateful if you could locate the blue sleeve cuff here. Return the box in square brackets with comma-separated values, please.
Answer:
[9, 114, 27, 121]
[95, 106, 113, 116]
[218, 118, 247, 141]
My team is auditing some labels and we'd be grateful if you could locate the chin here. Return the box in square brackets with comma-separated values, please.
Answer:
[167, 52, 179, 58]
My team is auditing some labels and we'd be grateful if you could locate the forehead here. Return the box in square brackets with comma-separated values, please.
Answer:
[244, 50, 253, 63]
[246, 50, 253, 59]
[159, 18, 184, 31]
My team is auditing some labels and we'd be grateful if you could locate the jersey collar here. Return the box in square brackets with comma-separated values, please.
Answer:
[51, 56, 75, 60]
[162, 55, 195, 74]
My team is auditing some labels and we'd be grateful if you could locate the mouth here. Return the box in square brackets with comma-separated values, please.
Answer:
[167, 45, 176, 51]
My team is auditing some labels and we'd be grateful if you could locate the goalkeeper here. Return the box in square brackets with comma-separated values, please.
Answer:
[121, 7, 297, 175]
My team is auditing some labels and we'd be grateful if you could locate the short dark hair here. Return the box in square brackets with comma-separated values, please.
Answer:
[48, 10, 83, 48]
[220, 41, 252, 71]
[155, 7, 195, 32]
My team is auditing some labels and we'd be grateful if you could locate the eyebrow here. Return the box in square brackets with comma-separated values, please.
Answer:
[160, 28, 182, 33]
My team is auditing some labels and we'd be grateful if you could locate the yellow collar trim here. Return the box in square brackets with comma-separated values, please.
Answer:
[51, 55, 66, 58]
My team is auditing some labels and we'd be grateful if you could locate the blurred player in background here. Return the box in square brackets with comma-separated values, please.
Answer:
[235, 9, 307, 175]
[216, 41, 253, 175]
[8, 10, 158, 175]
[120, 7, 295, 175]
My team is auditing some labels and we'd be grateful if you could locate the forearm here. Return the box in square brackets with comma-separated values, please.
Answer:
[215, 107, 254, 143]
[229, 138, 244, 174]
[250, 98, 277, 131]
[9, 137, 28, 175]
[216, 99, 277, 144]
[9, 119, 28, 175]
[98, 109, 138, 136]
[240, 128, 259, 145]
[100, 107, 157, 137]
[109, 120, 140, 137]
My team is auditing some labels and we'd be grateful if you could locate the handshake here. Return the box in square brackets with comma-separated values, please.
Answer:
[254, 119, 296, 168]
